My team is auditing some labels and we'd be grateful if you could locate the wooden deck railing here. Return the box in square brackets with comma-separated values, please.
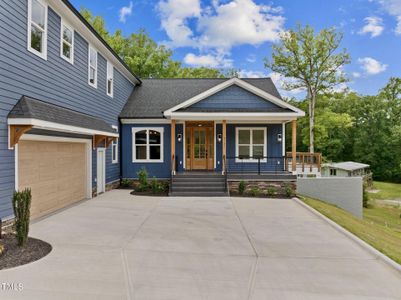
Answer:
[286, 152, 322, 173]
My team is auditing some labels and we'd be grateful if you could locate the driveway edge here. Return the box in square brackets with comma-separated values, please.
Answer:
[293, 197, 401, 275]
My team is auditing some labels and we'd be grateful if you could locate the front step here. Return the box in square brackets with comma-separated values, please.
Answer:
[170, 173, 228, 197]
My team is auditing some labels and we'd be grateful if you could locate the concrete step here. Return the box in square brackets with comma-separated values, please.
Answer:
[172, 186, 226, 193]
[169, 191, 228, 197]
[172, 182, 225, 188]
[172, 178, 225, 184]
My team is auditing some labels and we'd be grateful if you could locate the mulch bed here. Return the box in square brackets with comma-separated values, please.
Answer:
[130, 190, 168, 197]
[0, 234, 52, 270]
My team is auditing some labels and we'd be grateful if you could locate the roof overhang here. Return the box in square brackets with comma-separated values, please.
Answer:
[8, 118, 119, 138]
[163, 77, 305, 118]
[166, 112, 302, 121]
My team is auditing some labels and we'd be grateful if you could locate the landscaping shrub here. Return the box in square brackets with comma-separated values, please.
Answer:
[12, 188, 32, 247]
[238, 181, 246, 195]
[363, 183, 369, 208]
[121, 179, 131, 188]
[137, 168, 149, 191]
[284, 184, 294, 198]
[151, 177, 159, 194]
[0, 243, 4, 256]
[249, 187, 260, 197]
[266, 187, 276, 197]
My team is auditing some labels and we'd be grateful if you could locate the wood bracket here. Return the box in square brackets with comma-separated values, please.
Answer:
[93, 135, 107, 149]
[9, 125, 33, 148]
[105, 137, 116, 148]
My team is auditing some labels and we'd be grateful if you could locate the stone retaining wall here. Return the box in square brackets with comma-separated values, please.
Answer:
[229, 180, 296, 198]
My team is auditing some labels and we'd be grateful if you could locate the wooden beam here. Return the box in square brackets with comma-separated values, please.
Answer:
[105, 137, 116, 148]
[291, 120, 297, 172]
[93, 135, 107, 149]
[9, 125, 32, 148]
[171, 120, 176, 174]
[222, 120, 227, 173]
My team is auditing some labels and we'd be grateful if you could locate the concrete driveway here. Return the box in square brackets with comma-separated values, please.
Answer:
[1, 190, 401, 299]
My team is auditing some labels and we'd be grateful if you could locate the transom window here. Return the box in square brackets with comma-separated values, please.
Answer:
[88, 46, 97, 87]
[60, 21, 74, 63]
[236, 128, 266, 162]
[28, 0, 48, 59]
[107, 61, 114, 97]
[132, 128, 164, 162]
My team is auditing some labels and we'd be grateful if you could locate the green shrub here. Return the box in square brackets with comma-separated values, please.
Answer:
[121, 179, 131, 188]
[238, 181, 246, 195]
[137, 168, 149, 190]
[284, 184, 294, 198]
[12, 188, 32, 247]
[249, 187, 260, 197]
[151, 177, 159, 194]
[363, 183, 369, 208]
[266, 187, 276, 197]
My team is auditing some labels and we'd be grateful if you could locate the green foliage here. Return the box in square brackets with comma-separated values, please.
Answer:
[12, 188, 32, 247]
[249, 187, 260, 197]
[284, 184, 294, 198]
[266, 187, 276, 197]
[363, 183, 369, 208]
[238, 181, 246, 195]
[151, 177, 162, 194]
[137, 168, 148, 190]
[121, 179, 131, 188]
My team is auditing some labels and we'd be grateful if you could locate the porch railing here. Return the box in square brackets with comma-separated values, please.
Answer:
[170, 154, 175, 194]
[225, 156, 286, 175]
[285, 152, 322, 172]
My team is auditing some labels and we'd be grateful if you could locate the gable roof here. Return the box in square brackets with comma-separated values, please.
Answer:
[8, 96, 117, 134]
[323, 161, 370, 171]
[120, 78, 295, 119]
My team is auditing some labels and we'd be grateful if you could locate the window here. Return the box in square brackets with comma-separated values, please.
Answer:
[330, 169, 337, 176]
[132, 128, 164, 162]
[60, 21, 74, 63]
[107, 61, 114, 97]
[88, 46, 97, 87]
[112, 126, 118, 163]
[236, 128, 266, 162]
[27, 0, 48, 59]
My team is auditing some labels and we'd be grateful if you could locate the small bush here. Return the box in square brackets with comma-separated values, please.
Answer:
[249, 187, 260, 197]
[151, 177, 159, 194]
[0, 243, 4, 256]
[12, 188, 32, 247]
[137, 168, 149, 190]
[284, 184, 294, 198]
[363, 183, 369, 208]
[121, 179, 131, 188]
[238, 181, 246, 195]
[266, 187, 276, 197]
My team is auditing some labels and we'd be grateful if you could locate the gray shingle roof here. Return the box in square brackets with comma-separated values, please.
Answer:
[119, 78, 284, 118]
[8, 96, 117, 134]
[323, 161, 370, 171]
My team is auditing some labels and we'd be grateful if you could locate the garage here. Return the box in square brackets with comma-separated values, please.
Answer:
[18, 139, 90, 219]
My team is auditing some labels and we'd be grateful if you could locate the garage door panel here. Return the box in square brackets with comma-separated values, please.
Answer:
[19, 140, 88, 219]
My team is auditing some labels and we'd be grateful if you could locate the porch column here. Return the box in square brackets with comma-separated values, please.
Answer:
[171, 119, 176, 174]
[291, 120, 297, 172]
[222, 120, 227, 173]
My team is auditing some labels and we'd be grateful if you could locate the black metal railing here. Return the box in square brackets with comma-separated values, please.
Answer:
[225, 156, 286, 175]
[223, 155, 228, 192]
[170, 154, 175, 194]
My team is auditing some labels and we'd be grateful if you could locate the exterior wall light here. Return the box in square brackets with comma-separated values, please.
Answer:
[177, 133, 182, 142]
[217, 134, 222, 143]
[277, 134, 282, 143]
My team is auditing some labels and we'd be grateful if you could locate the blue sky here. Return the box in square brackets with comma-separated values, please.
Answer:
[70, 0, 401, 97]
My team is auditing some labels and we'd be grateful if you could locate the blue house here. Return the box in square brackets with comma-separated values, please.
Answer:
[0, 0, 305, 220]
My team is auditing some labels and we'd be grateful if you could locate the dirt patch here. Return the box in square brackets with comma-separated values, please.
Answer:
[0, 234, 52, 270]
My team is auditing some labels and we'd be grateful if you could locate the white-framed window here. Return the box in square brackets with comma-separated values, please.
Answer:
[60, 20, 74, 64]
[107, 61, 114, 97]
[235, 127, 267, 162]
[27, 0, 48, 59]
[112, 126, 118, 164]
[88, 46, 97, 88]
[132, 128, 164, 162]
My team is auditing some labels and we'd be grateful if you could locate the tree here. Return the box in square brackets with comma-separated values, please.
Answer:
[265, 25, 351, 153]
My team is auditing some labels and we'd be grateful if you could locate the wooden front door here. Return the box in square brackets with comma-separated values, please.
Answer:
[186, 122, 214, 170]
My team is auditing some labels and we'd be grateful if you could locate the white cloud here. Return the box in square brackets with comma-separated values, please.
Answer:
[352, 72, 361, 78]
[183, 52, 233, 68]
[246, 54, 257, 63]
[238, 70, 265, 78]
[396, 16, 401, 34]
[376, 0, 401, 34]
[358, 16, 384, 37]
[268, 72, 305, 98]
[157, 0, 285, 50]
[119, 1, 133, 23]
[358, 57, 388, 75]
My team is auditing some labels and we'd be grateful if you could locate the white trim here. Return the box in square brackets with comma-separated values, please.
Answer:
[27, 0, 48, 60]
[183, 122, 186, 169]
[97, 148, 106, 194]
[120, 119, 171, 124]
[18, 134, 92, 199]
[214, 122, 217, 169]
[106, 61, 114, 98]
[282, 123, 286, 156]
[8, 118, 119, 137]
[164, 78, 305, 116]
[88, 45, 98, 88]
[235, 127, 267, 163]
[132, 127, 164, 163]
[14, 143, 19, 191]
[111, 125, 118, 164]
[60, 19, 74, 64]
[167, 112, 301, 121]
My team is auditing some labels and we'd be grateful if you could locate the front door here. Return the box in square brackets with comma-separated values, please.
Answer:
[186, 122, 214, 170]
[97, 148, 106, 194]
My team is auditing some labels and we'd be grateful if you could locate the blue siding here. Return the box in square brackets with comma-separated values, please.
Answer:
[122, 124, 172, 179]
[190, 85, 281, 110]
[216, 124, 222, 172]
[0, 1, 135, 218]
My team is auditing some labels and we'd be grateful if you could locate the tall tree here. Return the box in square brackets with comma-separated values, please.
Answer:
[265, 25, 351, 152]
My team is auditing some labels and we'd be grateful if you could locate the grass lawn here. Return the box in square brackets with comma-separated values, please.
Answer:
[301, 196, 401, 265]
[369, 181, 401, 201]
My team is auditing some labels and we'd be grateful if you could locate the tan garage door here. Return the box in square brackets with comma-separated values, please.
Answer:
[18, 140, 87, 219]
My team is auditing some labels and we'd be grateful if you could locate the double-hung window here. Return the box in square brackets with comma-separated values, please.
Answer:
[107, 61, 114, 97]
[88, 46, 97, 87]
[27, 0, 48, 59]
[111, 126, 118, 164]
[236, 128, 267, 162]
[132, 128, 164, 162]
[60, 21, 74, 63]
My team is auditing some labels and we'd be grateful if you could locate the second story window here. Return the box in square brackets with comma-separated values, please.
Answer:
[88, 46, 97, 88]
[27, 0, 48, 59]
[60, 21, 74, 63]
[107, 61, 114, 97]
